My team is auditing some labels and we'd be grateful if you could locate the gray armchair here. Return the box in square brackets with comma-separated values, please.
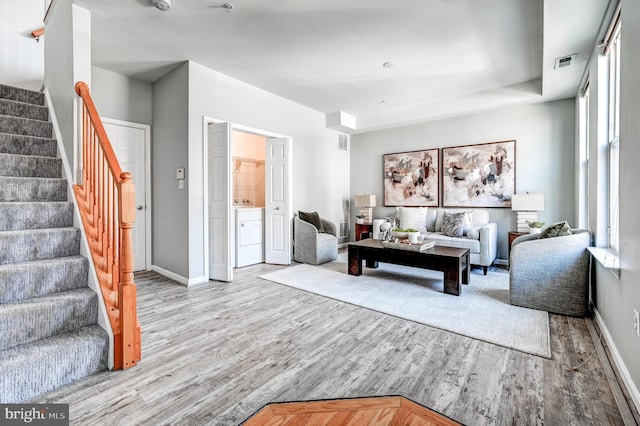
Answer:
[293, 215, 338, 265]
[509, 229, 591, 316]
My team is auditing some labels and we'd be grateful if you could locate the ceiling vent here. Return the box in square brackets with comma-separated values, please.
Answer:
[555, 54, 576, 69]
[338, 134, 349, 151]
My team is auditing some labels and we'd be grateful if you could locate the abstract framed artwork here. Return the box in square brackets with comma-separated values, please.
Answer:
[383, 149, 439, 206]
[442, 140, 516, 208]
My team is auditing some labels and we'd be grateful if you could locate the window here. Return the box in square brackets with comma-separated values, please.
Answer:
[607, 18, 621, 253]
[578, 82, 590, 229]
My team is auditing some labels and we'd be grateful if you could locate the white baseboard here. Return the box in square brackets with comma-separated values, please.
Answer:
[150, 265, 189, 286]
[593, 307, 640, 414]
[150, 266, 209, 287]
[494, 258, 508, 267]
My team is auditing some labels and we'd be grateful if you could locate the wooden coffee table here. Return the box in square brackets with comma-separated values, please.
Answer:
[347, 239, 470, 296]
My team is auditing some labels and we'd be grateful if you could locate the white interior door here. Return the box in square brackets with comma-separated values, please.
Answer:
[265, 137, 291, 265]
[103, 120, 148, 272]
[208, 122, 233, 281]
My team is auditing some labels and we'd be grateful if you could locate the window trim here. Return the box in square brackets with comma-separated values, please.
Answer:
[606, 20, 621, 253]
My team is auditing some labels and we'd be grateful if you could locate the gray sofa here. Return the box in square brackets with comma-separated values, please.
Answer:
[293, 215, 338, 265]
[395, 207, 498, 274]
[509, 229, 591, 316]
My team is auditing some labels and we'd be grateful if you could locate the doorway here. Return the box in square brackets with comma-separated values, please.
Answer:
[205, 119, 291, 282]
[232, 130, 266, 269]
[102, 118, 151, 272]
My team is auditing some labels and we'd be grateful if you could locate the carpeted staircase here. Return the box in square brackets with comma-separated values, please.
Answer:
[0, 84, 109, 403]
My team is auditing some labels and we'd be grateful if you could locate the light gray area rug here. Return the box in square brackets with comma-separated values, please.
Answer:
[260, 253, 551, 358]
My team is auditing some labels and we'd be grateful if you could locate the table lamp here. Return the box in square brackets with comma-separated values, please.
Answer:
[511, 193, 544, 232]
[354, 194, 376, 224]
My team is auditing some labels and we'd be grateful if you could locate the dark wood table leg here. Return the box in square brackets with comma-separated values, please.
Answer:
[348, 245, 362, 276]
[443, 263, 460, 296]
[462, 252, 470, 285]
[365, 259, 379, 268]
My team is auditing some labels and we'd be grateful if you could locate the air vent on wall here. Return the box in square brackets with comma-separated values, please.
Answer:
[338, 134, 349, 151]
[555, 54, 576, 69]
[339, 222, 348, 238]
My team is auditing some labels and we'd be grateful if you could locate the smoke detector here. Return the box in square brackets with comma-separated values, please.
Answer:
[555, 54, 576, 69]
[152, 0, 171, 11]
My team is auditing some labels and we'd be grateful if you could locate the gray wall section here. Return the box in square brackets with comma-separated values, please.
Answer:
[351, 99, 576, 262]
[91, 67, 152, 125]
[592, 0, 640, 408]
[151, 63, 190, 278]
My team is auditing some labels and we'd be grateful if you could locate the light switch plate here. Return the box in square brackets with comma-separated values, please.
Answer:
[176, 167, 185, 180]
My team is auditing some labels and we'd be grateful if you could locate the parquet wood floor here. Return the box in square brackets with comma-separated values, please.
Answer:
[243, 396, 460, 425]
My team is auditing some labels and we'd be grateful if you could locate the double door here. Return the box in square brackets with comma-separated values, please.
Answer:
[207, 122, 291, 281]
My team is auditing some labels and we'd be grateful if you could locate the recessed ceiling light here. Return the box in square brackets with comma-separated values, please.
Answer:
[382, 62, 394, 68]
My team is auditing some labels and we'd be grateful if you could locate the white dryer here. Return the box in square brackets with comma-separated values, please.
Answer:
[235, 207, 265, 267]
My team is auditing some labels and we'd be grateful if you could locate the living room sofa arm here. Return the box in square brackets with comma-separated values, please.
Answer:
[511, 231, 591, 262]
[294, 216, 319, 242]
[478, 222, 498, 266]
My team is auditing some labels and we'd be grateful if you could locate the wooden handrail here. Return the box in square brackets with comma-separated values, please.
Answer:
[31, 27, 45, 42]
[74, 81, 141, 370]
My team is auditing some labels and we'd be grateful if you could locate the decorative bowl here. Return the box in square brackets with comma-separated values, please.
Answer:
[391, 231, 408, 239]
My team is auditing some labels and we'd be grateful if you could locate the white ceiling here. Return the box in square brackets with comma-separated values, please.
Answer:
[75, 0, 608, 133]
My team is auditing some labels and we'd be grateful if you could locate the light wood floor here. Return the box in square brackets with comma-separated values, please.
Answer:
[34, 261, 632, 425]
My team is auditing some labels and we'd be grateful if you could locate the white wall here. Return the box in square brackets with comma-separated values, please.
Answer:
[0, 0, 45, 90]
[91, 67, 152, 125]
[186, 61, 349, 282]
[351, 99, 576, 261]
[588, 0, 640, 410]
[44, 1, 91, 172]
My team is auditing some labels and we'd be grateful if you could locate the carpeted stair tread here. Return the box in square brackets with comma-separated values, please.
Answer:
[0, 227, 80, 265]
[0, 288, 99, 351]
[0, 202, 73, 231]
[0, 85, 45, 106]
[0, 115, 52, 139]
[0, 256, 88, 304]
[0, 98, 48, 122]
[0, 133, 57, 157]
[0, 82, 109, 403]
[0, 176, 67, 202]
[0, 325, 108, 404]
[0, 153, 61, 178]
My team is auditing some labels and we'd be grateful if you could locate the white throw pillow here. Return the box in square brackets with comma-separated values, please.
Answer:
[396, 206, 428, 233]
[466, 226, 481, 240]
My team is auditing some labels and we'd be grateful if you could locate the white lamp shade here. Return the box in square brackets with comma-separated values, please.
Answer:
[511, 193, 544, 211]
[354, 194, 376, 207]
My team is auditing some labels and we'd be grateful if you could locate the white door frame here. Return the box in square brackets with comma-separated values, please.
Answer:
[202, 116, 292, 279]
[101, 117, 152, 271]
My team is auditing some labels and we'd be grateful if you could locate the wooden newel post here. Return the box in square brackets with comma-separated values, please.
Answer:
[118, 172, 138, 369]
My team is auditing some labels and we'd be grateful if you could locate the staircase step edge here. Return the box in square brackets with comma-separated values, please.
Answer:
[0, 325, 108, 404]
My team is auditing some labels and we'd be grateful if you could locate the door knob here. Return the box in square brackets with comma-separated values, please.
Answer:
[137, 205, 143, 211]
[274, 206, 280, 210]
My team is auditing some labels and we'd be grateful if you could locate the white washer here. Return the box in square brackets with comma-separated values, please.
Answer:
[235, 207, 265, 267]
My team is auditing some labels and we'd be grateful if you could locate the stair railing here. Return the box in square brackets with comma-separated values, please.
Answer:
[73, 81, 141, 370]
